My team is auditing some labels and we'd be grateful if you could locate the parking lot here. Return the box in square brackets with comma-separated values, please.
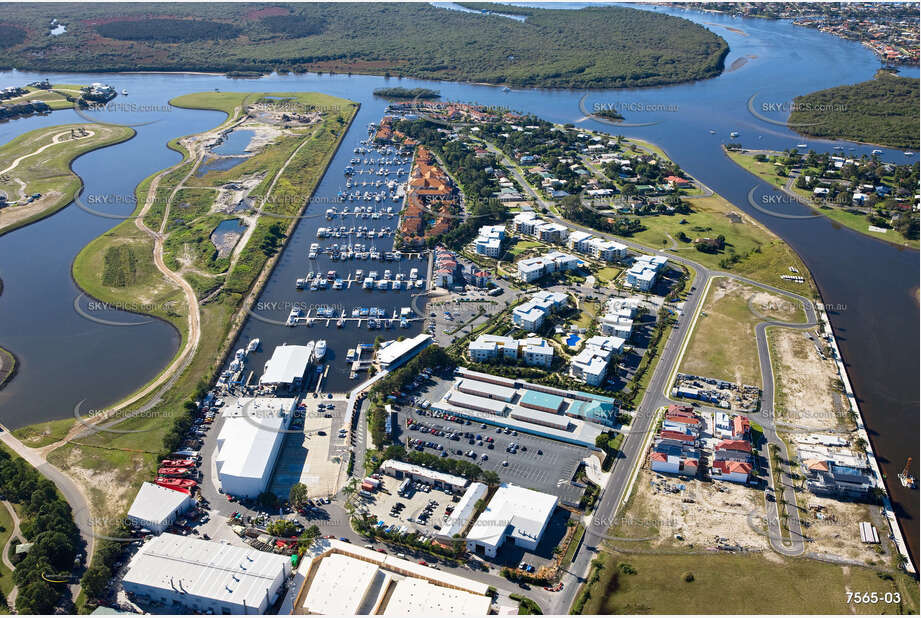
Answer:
[268, 394, 351, 499]
[356, 475, 460, 536]
[392, 397, 589, 505]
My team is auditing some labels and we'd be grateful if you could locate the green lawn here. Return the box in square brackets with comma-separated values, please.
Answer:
[11, 417, 75, 449]
[507, 239, 543, 257]
[680, 277, 806, 386]
[574, 301, 599, 330]
[623, 193, 816, 297]
[593, 266, 621, 284]
[578, 551, 918, 614]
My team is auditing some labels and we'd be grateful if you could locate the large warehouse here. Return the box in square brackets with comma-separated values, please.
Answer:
[466, 483, 558, 558]
[287, 540, 492, 616]
[215, 397, 296, 498]
[260, 344, 313, 389]
[126, 482, 193, 534]
[431, 369, 616, 447]
[122, 533, 291, 614]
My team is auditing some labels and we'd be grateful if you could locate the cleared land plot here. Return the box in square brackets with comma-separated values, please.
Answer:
[579, 551, 917, 615]
[612, 469, 769, 552]
[768, 327, 845, 429]
[681, 277, 806, 387]
[799, 493, 891, 567]
[1, 84, 85, 110]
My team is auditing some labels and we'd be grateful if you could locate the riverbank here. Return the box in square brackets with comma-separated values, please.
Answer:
[724, 146, 920, 250]
[0, 123, 135, 236]
[29, 92, 355, 551]
[0, 4, 728, 90]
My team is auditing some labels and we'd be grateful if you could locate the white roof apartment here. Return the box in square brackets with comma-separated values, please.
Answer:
[466, 483, 558, 557]
[122, 533, 291, 615]
[216, 397, 295, 498]
[126, 482, 193, 534]
[260, 344, 312, 386]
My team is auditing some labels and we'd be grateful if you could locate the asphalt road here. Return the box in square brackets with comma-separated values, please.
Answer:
[502, 153, 821, 611]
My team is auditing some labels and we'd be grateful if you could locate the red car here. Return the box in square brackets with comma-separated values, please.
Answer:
[418, 560, 428, 566]
[376, 548, 387, 554]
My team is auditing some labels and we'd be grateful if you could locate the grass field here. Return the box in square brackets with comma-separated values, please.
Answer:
[593, 266, 621, 284]
[680, 277, 806, 386]
[11, 417, 76, 449]
[623, 193, 816, 297]
[0, 123, 135, 236]
[724, 149, 919, 250]
[578, 551, 918, 615]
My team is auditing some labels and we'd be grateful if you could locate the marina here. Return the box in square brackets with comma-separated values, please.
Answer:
[0, 6, 917, 560]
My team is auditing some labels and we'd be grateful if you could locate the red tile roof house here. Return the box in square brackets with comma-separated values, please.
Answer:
[649, 452, 699, 477]
[658, 429, 697, 444]
[710, 460, 753, 484]
[715, 439, 751, 454]
[665, 175, 691, 189]
[732, 415, 751, 440]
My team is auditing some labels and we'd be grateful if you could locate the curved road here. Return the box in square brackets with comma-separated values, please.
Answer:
[2, 499, 22, 611]
[479, 140, 820, 613]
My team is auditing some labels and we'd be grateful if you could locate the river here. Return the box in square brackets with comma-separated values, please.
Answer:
[0, 3, 916, 562]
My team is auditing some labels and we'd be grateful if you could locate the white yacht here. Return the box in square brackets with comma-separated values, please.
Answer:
[314, 340, 327, 361]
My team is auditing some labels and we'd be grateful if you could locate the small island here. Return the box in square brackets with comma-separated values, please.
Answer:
[373, 87, 441, 100]
[593, 108, 626, 122]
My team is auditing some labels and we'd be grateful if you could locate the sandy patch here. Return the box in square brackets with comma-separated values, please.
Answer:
[770, 328, 843, 429]
[619, 469, 769, 552]
[0, 189, 64, 233]
[801, 494, 889, 566]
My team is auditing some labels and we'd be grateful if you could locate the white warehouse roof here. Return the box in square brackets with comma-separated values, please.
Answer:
[122, 533, 290, 609]
[302, 553, 379, 615]
[467, 483, 558, 550]
[383, 578, 493, 616]
[376, 333, 432, 368]
[442, 482, 488, 538]
[126, 482, 192, 533]
[216, 398, 295, 493]
[260, 344, 312, 384]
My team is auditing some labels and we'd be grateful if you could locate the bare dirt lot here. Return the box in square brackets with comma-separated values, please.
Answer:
[769, 327, 844, 429]
[614, 469, 770, 553]
[800, 493, 890, 567]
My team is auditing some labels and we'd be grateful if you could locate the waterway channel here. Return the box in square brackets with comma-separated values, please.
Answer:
[0, 3, 916, 561]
